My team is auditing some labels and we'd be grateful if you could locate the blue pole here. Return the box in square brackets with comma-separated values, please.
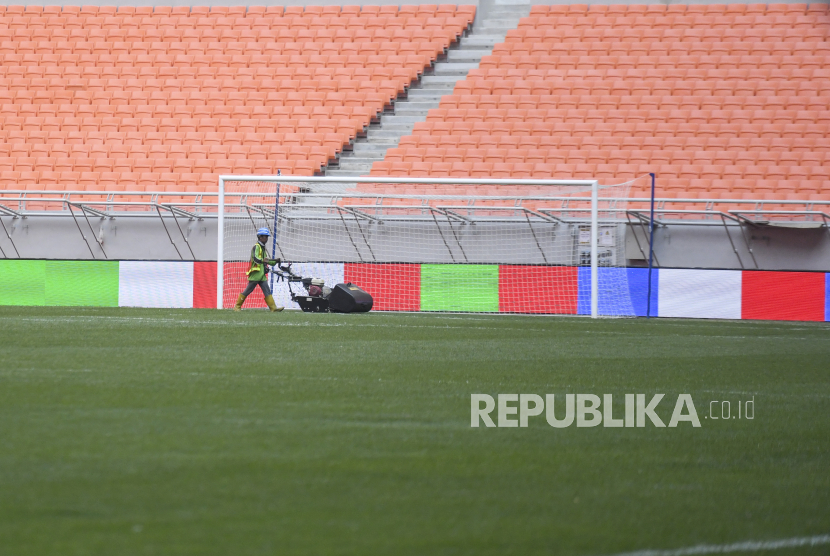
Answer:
[646, 172, 656, 319]
[269, 170, 281, 293]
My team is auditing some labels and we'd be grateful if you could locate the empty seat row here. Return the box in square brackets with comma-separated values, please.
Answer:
[420, 118, 830, 138]
[494, 42, 830, 56]
[0, 34, 459, 54]
[0, 153, 331, 171]
[410, 120, 830, 138]
[0, 90, 393, 109]
[529, 4, 826, 15]
[0, 167, 316, 191]
[368, 164, 829, 200]
[440, 95, 830, 111]
[0, 67, 418, 86]
[455, 80, 829, 96]
[0, 73, 402, 86]
[654, 178, 828, 192]
[518, 14, 829, 29]
[428, 107, 830, 124]
[371, 160, 830, 183]
[0, 40, 448, 55]
[0, 129, 354, 147]
[466, 67, 830, 82]
[0, 92, 391, 115]
[0, 52, 434, 70]
[0, 5, 474, 19]
[398, 134, 830, 151]
[385, 147, 830, 167]
[0, 50, 436, 67]
[0, 15, 471, 33]
[406, 133, 829, 152]
[0, 78, 400, 95]
[0, 104, 375, 119]
[0, 28, 462, 44]
[0, 143, 339, 159]
[506, 27, 829, 43]
[479, 54, 830, 70]
[0, 115, 365, 132]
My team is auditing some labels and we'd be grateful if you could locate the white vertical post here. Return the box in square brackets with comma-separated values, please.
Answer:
[216, 177, 225, 310]
[590, 180, 598, 319]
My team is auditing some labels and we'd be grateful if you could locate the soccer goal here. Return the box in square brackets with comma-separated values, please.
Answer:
[217, 175, 650, 317]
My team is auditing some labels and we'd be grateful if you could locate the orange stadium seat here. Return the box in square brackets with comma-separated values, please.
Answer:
[373, 5, 830, 200]
[0, 5, 474, 199]
[0, 5, 826, 202]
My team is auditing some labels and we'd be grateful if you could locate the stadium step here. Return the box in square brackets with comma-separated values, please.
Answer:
[394, 102, 441, 118]
[419, 76, 461, 89]
[378, 115, 426, 125]
[353, 142, 396, 153]
[367, 129, 411, 141]
[446, 50, 488, 63]
[461, 36, 507, 48]
[434, 63, 480, 76]
[406, 89, 449, 99]
[325, 2, 531, 178]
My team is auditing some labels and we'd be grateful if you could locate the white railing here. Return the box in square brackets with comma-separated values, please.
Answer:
[1, 188, 827, 225]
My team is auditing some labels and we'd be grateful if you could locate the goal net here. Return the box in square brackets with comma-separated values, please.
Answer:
[218, 175, 650, 316]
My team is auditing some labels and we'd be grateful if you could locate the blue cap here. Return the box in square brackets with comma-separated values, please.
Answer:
[256, 228, 270, 236]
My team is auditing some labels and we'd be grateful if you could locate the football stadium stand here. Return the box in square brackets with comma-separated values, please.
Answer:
[370, 3, 830, 202]
[0, 4, 474, 195]
[0, 3, 827, 209]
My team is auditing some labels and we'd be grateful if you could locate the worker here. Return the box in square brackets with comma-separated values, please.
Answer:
[234, 228, 284, 312]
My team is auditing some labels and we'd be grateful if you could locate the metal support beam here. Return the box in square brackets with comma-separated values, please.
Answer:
[0, 216, 20, 258]
[521, 207, 561, 224]
[339, 205, 384, 224]
[429, 209, 456, 263]
[336, 208, 364, 262]
[67, 201, 109, 219]
[524, 210, 549, 264]
[155, 205, 184, 260]
[727, 214, 760, 269]
[626, 212, 650, 264]
[429, 206, 471, 224]
[158, 204, 203, 221]
[434, 208, 468, 262]
[626, 211, 661, 267]
[155, 204, 196, 260]
[0, 203, 23, 218]
[67, 201, 110, 258]
[718, 213, 747, 269]
[347, 209, 377, 262]
[66, 202, 103, 259]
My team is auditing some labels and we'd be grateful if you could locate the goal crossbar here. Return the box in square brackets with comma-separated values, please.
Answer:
[219, 175, 599, 187]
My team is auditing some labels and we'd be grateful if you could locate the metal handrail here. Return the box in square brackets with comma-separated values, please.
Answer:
[0, 189, 828, 205]
[0, 189, 827, 229]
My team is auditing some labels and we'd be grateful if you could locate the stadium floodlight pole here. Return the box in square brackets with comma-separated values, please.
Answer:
[590, 179, 598, 319]
[647, 173, 656, 319]
[217, 176, 225, 310]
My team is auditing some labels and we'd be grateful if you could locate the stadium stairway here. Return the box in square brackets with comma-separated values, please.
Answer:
[329, 0, 530, 177]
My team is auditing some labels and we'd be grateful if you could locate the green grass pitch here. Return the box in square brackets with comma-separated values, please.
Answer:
[0, 306, 828, 556]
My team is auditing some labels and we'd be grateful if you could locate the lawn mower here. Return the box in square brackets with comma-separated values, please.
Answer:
[272, 263, 373, 313]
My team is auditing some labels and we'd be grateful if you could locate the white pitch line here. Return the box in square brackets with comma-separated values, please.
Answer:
[606, 534, 830, 556]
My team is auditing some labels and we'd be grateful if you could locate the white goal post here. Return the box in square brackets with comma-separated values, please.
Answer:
[217, 175, 644, 317]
